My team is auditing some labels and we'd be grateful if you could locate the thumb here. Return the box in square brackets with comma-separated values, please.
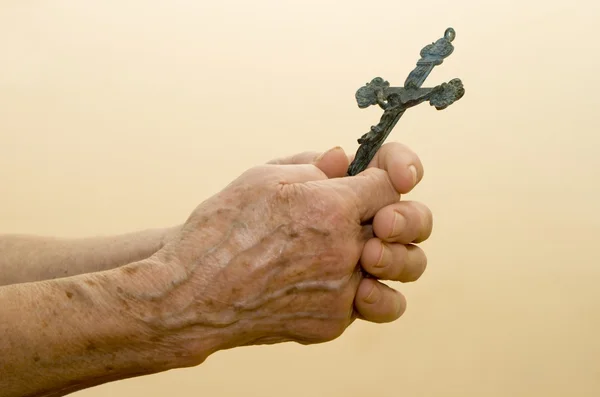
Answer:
[332, 167, 401, 222]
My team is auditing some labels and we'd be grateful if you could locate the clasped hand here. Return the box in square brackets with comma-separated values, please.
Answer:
[134, 142, 432, 362]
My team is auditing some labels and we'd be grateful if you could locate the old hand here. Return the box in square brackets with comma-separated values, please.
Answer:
[133, 143, 431, 366]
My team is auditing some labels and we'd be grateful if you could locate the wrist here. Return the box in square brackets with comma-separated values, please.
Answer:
[99, 256, 234, 369]
[0, 231, 225, 397]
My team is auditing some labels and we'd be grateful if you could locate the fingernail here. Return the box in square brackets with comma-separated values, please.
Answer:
[408, 165, 418, 186]
[375, 242, 391, 268]
[391, 211, 406, 238]
[315, 146, 342, 162]
[363, 282, 381, 304]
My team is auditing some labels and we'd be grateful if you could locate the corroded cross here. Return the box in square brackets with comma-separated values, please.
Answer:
[347, 28, 465, 176]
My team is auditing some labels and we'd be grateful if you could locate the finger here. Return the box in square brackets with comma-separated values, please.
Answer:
[360, 239, 427, 283]
[267, 151, 320, 165]
[313, 147, 350, 178]
[372, 201, 433, 244]
[354, 278, 406, 323]
[332, 167, 401, 222]
[366, 142, 425, 194]
[268, 147, 350, 179]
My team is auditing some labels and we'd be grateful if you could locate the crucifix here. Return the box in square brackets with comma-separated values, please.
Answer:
[347, 27, 466, 176]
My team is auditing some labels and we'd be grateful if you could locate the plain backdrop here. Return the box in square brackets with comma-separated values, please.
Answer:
[1, 0, 599, 396]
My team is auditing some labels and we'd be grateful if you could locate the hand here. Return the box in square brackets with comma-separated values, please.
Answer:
[142, 142, 431, 366]
[270, 143, 432, 322]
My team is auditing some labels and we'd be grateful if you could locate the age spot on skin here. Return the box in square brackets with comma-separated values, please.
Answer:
[33, 354, 40, 362]
[116, 287, 124, 293]
[122, 266, 138, 275]
[120, 300, 130, 310]
[216, 208, 231, 216]
[65, 291, 73, 299]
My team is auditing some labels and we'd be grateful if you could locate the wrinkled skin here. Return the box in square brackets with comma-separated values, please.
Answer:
[0, 142, 433, 397]
[144, 143, 432, 361]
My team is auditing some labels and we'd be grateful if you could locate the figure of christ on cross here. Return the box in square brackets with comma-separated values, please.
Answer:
[347, 28, 466, 176]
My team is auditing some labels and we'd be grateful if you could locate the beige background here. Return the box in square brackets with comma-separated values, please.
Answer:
[1, 0, 599, 396]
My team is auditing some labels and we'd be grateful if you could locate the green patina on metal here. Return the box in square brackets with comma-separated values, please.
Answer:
[347, 28, 465, 176]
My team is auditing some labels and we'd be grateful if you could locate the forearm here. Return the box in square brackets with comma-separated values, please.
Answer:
[0, 226, 182, 286]
[0, 257, 220, 397]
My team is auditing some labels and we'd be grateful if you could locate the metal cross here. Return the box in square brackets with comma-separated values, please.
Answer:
[347, 27, 465, 176]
